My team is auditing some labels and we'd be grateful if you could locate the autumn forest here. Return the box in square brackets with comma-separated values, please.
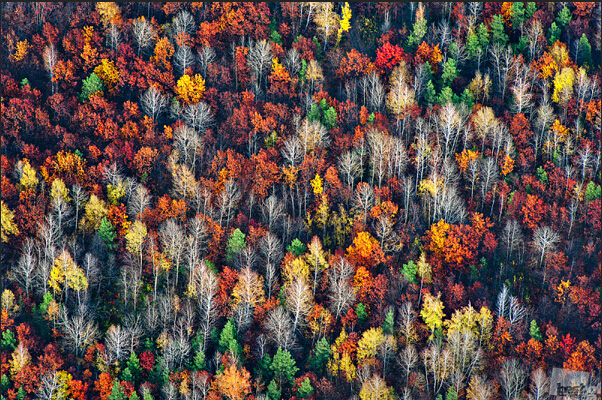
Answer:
[0, 2, 601, 400]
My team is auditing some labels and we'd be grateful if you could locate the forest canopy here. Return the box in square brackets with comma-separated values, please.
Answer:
[1, 2, 601, 400]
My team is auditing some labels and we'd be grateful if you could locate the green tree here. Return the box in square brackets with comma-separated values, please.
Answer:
[267, 379, 281, 400]
[1, 374, 9, 393]
[225, 229, 246, 264]
[466, 31, 481, 60]
[297, 377, 314, 399]
[460, 88, 475, 109]
[287, 238, 306, 256]
[16, 386, 25, 400]
[511, 3, 526, 32]
[218, 320, 242, 359]
[536, 167, 548, 185]
[446, 387, 458, 400]
[192, 347, 206, 371]
[1, 330, 16, 352]
[309, 337, 331, 375]
[408, 14, 427, 49]
[129, 392, 140, 400]
[525, 2, 537, 19]
[99, 217, 117, 251]
[121, 368, 134, 383]
[271, 347, 298, 389]
[556, 7, 572, 28]
[79, 72, 105, 101]
[424, 80, 436, 106]
[382, 309, 395, 335]
[356, 303, 368, 325]
[108, 380, 127, 400]
[437, 86, 455, 105]
[441, 58, 457, 86]
[530, 320, 543, 341]
[584, 182, 601, 202]
[478, 23, 490, 47]
[401, 260, 418, 284]
[548, 22, 561, 45]
[490, 15, 508, 47]
[322, 106, 337, 130]
[578, 34, 593, 68]
[126, 352, 142, 383]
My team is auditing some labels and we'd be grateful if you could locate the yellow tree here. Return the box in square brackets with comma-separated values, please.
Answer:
[50, 178, 70, 202]
[175, 74, 206, 104]
[552, 67, 576, 105]
[359, 374, 394, 400]
[11, 40, 30, 63]
[231, 266, 265, 311]
[9, 343, 31, 379]
[314, 2, 340, 50]
[215, 364, 252, 400]
[420, 292, 445, 339]
[82, 194, 108, 231]
[96, 2, 121, 28]
[49, 250, 88, 299]
[336, 2, 352, 46]
[94, 59, 120, 95]
[126, 220, 148, 271]
[1, 201, 19, 242]
[357, 327, 385, 365]
[18, 159, 39, 191]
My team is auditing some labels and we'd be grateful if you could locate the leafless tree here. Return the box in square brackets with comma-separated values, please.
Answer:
[105, 324, 130, 364]
[162, 381, 179, 400]
[127, 183, 151, 220]
[71, 184, 89, 234]
[338, 150, 362, 188]
[37, 370, 61, 400]
[132, 17, 156, 56]
[13, 238, 37, 296]
[171, 10, 196, 38]
[497, 286, 511, 320]
[197, 45, 216, 77]
[511, 77, 533, 114]
[182, 101, 214, 134]
[489, 44, 513, 98]
[248, 39, 272, 91]
[262, 195, 285, 232]
[437, 102, 465, 159]
[106, 22, 122, 53]
[43, 44, 57, 95]
[327, 257, 356, 320]
[467, 374, 494, 400]
[528, 368, 549, 400]
[214, 179, 241, 228]
[174, 44, 195, 75]
[141, 85, 169, 122]
[173, 124, 203, 173]
[265, 306, 296, 351]
[532, 226, 560, 269]
[508, 296, 527, 333]
[190, 261, 219, 353]
[423, 341, 452, 397]
[259, 232, 283, 298]
[365, 71, 385, 112]
[499, 359, 527, 400]
[285, 277, 313, 333]
[367, 128, 392, 187]
[283, 48, 302, 77]
[281, 136, 304, 168]
[353, 183, 375, 225]
[398, 344, 419, 384]
[160, 219, 187, 289]
[60, 308, 99, 359]
[501, 219, 524, 263]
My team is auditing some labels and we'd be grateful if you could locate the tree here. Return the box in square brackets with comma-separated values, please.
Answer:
[132, 17, 156, 56]
[359, 374, 393, 400]
[60, 310, 99, 359]
[107, 380, 127, 400]
[215, 364, 252, 400]
[421, 292, 445, 338]
[490, 14, 508, 47]
[499, 358, 527, 400]
[79, 72, 105, 101]
[175, 74, 206, 104]
[297, 377, 314, 399]
[226, 228, 246, 264]
[314, 3, 339, 51]
[271, 347, 298, 390]
[99, 217, 117, 251]
[328, 257, 356, 319]
[285, 277, 313, 333]
[140, 86, 168, 122]
[218, 319, 242, 359]
[532, 226, 560, 267]
[309, 337, 331, 375]
[1, 201, 19, 242]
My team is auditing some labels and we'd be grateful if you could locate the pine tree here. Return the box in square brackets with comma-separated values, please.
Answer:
[556, 7, 572, 28]
[287, 239, 306, 256]
[267, 379, 281, 400]
[309, 337, 331, 375]
[382, 309, 395, 335]
[108, 380, 127, 400]
[437, 87, 455, 106]
[79, 72, 105, 101]
[548, 22, 561, 45]
[578, 34, 593, 68]
[297, 377, 314, 399]
[424, 80, 436, 106]
[192, 347, 206, 371]
[218, 320, 242, 359]
[126, 352, 142, 383]
[441, 58, 457, 86]
[530, 320, 543, 341]
[271, 347, 298, 389]
[490, 15, 508, 47]
[356, 303, 368, 326]
[99, 217, 118, 250]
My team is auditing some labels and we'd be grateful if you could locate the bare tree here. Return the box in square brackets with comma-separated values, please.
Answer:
[511, 77, 533, 115]
[182, 101, 214, 134]
[338, 150, 362, 188]
[173, 124, 203, 172]
[214, 179, 241, 228]
[248, 39, 272, 91]
[528, 368, 549, 400]
[297, 118, 329, 154]
[285, 277, 313, 333]
[507, 296, 526, 333]
[283, 48, 302, 77]
[327, 257, 356, 320]
[532, 226, 560, 268]
[501, 219, 524, 262]
[281, 136, 304, 168]
[265, 306, 296, 351]
[141, 85, 169, 122]
[13, 238, 37, 296]
[60, 308, 99, 359]
[189, 261, 218, 353]
[499, 359, 527, 400]
[197, 45, 216, 77]
[37, 370, 61, 400]
[354, 182, 375, 225]
[160, 219, 187, 289]
[261, 195, 285, 232]
[467, 374, 494, 400]
[127, 183, 151, 220]
[171, 10, 196, 38]
[423, 341, 452, 397]
[43, 44, 57, 95]
[105, 324, 130, 364]
[71, 184, 89, 234]
[259, 232, 283, 299]
[132, 17, 157, 56]
[106, 22, 122, 53]
[174, 44, 195, 75]
[398, 344, 419, 384]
